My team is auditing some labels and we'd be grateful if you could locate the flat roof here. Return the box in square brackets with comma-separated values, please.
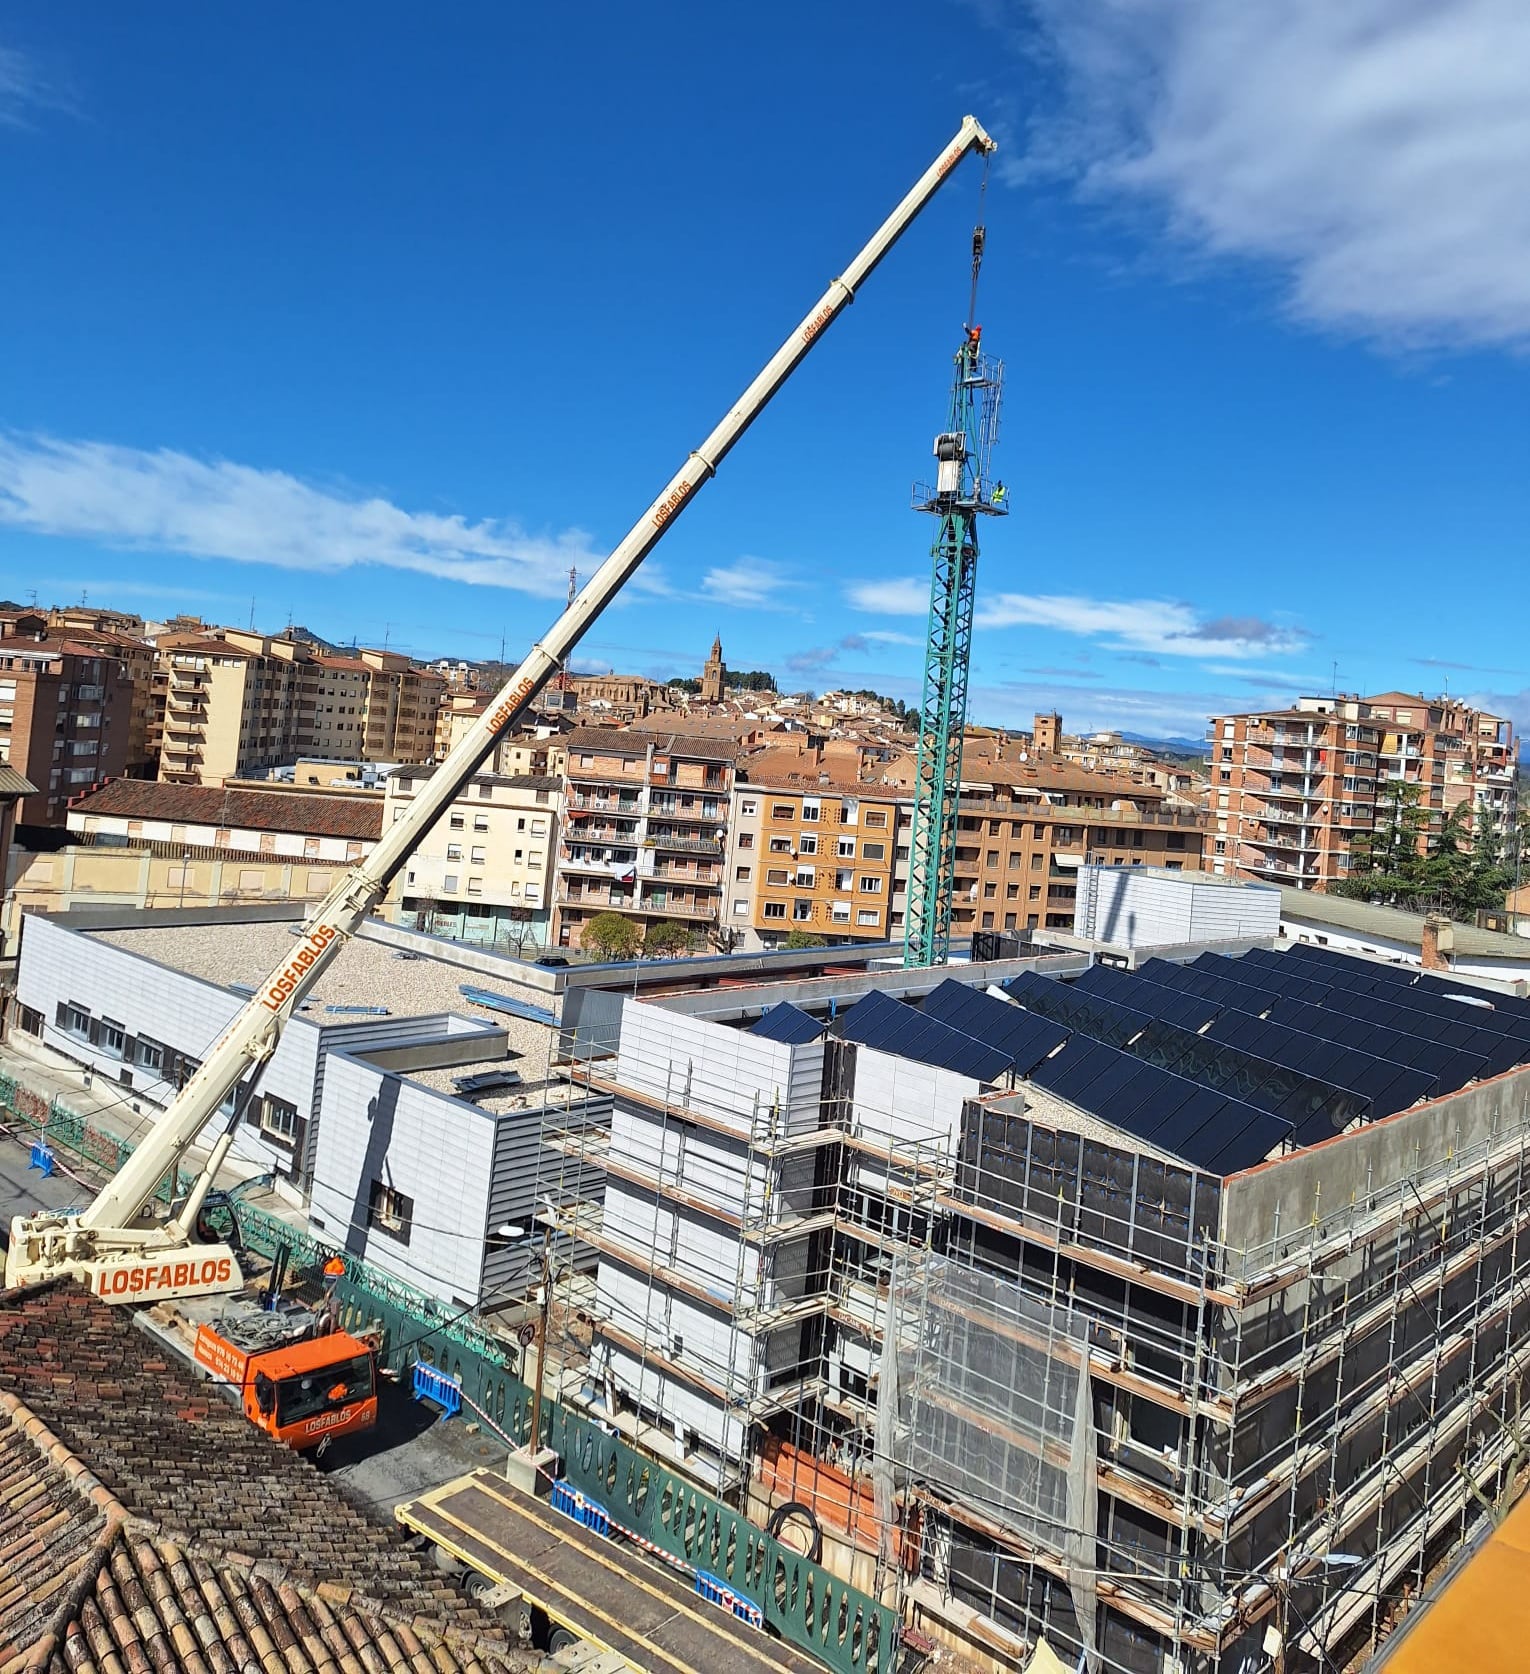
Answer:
[88, 921, 560, 1063]
[1280, 888, 1530, 962]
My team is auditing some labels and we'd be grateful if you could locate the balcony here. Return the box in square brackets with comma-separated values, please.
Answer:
[568, 793, 642, 814]
[652, 863, 719, 884]
[569, 822, 640, 845]
[647, 830, 722, 855]
[648, 796, 723, 822]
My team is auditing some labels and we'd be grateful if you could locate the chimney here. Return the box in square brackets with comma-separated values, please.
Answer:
[1421, 914, 1453, 971]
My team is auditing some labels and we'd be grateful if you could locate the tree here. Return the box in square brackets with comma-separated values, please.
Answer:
[643, 920, 692, 959]
[583, 911, 641, 962]
[784, 927, 826, 949]
[1334, 782, 1432, 908]
[500, 904, 536, 957]
[412, 894, 440, 934]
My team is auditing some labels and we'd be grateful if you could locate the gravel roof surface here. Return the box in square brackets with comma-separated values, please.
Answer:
[90, 921, 561, 1065]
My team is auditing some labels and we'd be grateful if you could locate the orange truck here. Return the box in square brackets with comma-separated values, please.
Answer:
[193, 1321, 378, 1449]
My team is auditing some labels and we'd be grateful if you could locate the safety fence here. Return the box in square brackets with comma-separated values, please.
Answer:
[0, 1072, 193, 1205]
[0, 1071, 894, 1674]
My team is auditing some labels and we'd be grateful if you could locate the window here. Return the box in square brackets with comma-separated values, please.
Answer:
[738, 832, 754, 850]
[856, 908, 880, 926]
[446, 843, 463, 861]
[863, 809, 888, 829]
[474, 814, 489, 831]
[100, 1018, 126, 1058]
[858, 875, 883, 894]
[763, 901, 786, 919]
[861, 842, 885, 861]
[478, 784, 492, 799]
[735, 864, 752, 881]
[531, 818, 547, 835]
[792, 899, 813, 922]
[134, 1037, 163, 1073]
[261, 1095, 301, 1145]
[831, 902, 851, 923]
[733, 898, 749, 916]
[367, 1180, 414, 1244]
[798, 833, 818, 855]
[1006, 882, 1019, 900]
[1029, 884, 1041, 900]
[768, 836, 793, 854]
[837, 837, 856, 859]
[836, 869, 854, 891]
[795, 866, 815, 887]
[467, 877, 483, 895]
[839, 799, 858, 825]
[740, 798, 757, 816]
[470, 846, 486, 864]
[766, 868, 790, 885]
[801, 799, 820, 822]
[443, 873, 459, 892]
[772, 803, 794, 819]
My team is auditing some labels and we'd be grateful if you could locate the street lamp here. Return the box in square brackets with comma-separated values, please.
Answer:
[496, 1219, 552, 1476]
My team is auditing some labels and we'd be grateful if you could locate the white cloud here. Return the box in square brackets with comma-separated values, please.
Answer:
[845, 578, 931, 616]
[0, 44, 72, 129]
[699, 557, 798, 609]
[1001, 0, 1530, 351]
[858, 629, 922, 647]
[850, 576, 1306, 660]
[0, 433, 605, 597]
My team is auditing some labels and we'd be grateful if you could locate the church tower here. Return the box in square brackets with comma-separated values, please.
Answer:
[700, 633, 726, 703]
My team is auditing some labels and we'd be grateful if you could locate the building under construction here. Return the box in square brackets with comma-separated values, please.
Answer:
[539, 933, 1530, 1673]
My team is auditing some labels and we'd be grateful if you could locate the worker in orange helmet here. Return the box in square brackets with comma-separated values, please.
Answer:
[322, 1256, 346, 1281]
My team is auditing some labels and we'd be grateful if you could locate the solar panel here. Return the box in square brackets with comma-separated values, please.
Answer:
[750, 1002, 825, 1045]
[838, 988, 1015, 1082]
[920, 980, 1070, 1075]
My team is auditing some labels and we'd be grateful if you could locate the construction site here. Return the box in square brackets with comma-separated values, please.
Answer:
[5, 93, 1529, 1674]
[530, 924, 1530, 1674]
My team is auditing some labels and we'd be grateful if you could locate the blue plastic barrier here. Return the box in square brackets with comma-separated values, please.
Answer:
[28, 1142, 54, 1177]
[695, 1570, 765, 1628]
[549, 1479, 612, 1537]
[411, 1361, 462, 1417]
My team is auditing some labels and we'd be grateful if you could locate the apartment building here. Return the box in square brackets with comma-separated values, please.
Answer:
[1364, 690, 1517, 828]
[434, 691, 570, 776]
[553, 727, 736, 950]
[943, 744, 1207, 938]
[0, 642, 132, 824]
[386, 767, 559, 946]
[724, 756, 904, 949]
[44, 621, 160, 778]
[1208, 692, 1515, 889]
[154, 630, 443, 785]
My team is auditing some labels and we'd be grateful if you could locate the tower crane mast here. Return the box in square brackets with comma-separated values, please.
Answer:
[902, 209, 1008, 969]
[6, 116, 997, 1303]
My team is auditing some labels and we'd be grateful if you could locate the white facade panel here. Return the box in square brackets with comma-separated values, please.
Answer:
[1074, 865, 1279, 949]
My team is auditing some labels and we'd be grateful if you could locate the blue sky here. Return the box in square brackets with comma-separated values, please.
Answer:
[1, 2, 1527, 740]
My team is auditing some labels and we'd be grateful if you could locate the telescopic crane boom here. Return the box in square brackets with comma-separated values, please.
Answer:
[6, 116, 997, 1303]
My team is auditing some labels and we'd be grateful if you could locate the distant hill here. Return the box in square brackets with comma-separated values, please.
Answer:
[1118, 731, 1207, 755]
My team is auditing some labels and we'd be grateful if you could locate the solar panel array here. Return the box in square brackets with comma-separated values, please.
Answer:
[828, 944, 1522, 1180]
[749, 1001, 825, 1046]
[837, 988, 1016, 1084]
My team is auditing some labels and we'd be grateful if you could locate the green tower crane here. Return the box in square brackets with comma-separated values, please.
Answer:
[902, 227, 1007, 969]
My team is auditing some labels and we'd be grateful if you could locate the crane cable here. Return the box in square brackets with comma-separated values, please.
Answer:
[965, 151, 991, 332]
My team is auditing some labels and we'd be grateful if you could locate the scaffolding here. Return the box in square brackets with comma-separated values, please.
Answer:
[529, 981, 1530, 1674]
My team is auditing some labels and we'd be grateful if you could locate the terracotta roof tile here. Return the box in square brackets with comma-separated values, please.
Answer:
[0, 1284, 525, 1674]
[68, 783, 383, 843]
[565, 726, 738, 762]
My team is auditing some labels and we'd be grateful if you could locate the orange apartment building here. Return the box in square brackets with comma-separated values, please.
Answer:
[553, 727, 736, 949]
[1209, 692, 1515, 889]
[943, 745, 1207, 936]
[724, 759, 903, 949]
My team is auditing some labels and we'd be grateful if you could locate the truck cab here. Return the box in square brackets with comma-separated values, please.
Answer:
[194, 1320, 378, 1449]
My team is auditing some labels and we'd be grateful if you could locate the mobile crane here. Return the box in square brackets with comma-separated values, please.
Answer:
[4, 116, 996, 1307]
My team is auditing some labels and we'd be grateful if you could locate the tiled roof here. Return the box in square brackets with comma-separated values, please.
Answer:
[566, 726, 738, 762]
[0, 1283, 526, 1674]
[0, 764, 38, 798]
[68, 781, 384, 841]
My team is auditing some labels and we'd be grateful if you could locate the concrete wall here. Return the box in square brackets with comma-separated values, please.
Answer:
[1220, 1066, 1530, 1277]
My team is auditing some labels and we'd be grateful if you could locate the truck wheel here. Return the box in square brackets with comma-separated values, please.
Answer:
[548, 1627, 578, 1654]
[433, 1545, 465, 1576]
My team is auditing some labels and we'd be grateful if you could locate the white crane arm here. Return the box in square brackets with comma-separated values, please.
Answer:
[8, 115, 994, 1295]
